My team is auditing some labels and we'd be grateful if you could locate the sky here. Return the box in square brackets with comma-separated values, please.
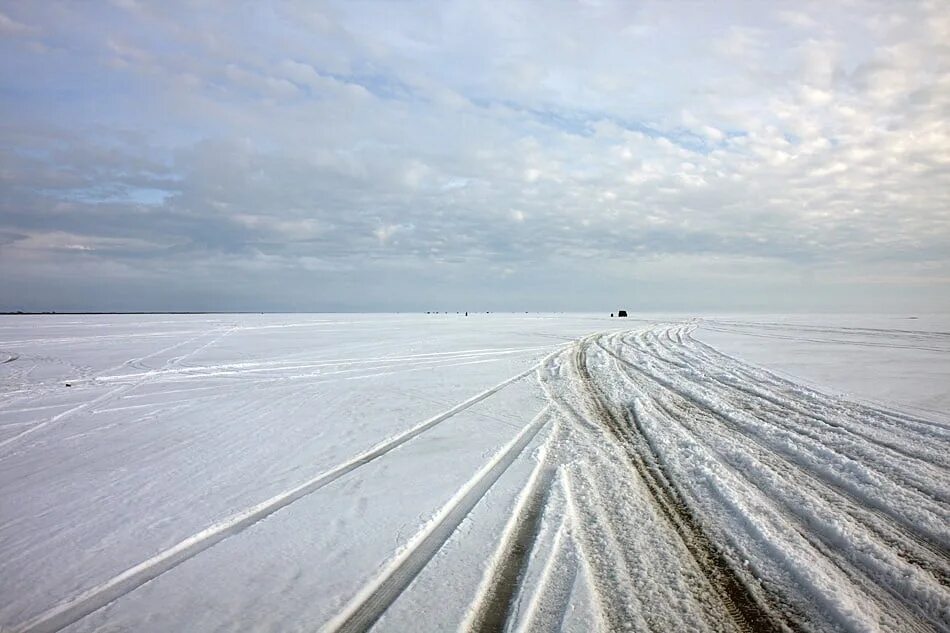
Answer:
[1, 1, 948, 313]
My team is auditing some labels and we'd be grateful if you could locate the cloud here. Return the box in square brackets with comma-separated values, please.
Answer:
[0, 10, 36, 36]
[374, 224, 402, 245]
[0, 0, 948, 311]
[778, 10, 818, 30]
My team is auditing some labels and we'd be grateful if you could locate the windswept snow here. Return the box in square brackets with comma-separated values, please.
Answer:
[695, 315, 950, 421]
[0, 313, 947, 632]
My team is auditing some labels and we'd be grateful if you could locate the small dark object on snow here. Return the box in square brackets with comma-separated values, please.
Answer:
[65, 383, 72, 387]
[465, 311, 468, 316]
[610, 313, 614, 317]
[617, 310, 628, 317]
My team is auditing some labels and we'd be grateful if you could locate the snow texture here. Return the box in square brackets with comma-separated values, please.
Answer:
[0, 313, 947, 632]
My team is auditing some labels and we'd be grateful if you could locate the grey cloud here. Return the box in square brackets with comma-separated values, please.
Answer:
[0, 0, 948, 311]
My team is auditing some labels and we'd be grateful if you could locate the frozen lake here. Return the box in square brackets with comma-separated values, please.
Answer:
[1, 313, 947, 632]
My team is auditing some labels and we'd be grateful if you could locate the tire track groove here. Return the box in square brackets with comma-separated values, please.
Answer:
[574, 335, 794, 633]
[464, 438, 558, 633]
[12, 364, 542, 633]
[323, 406, 552, 633]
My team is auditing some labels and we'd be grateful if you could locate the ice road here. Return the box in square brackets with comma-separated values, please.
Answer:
[0, 313, 947, 632]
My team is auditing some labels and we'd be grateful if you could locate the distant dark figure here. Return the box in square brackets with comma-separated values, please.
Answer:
[465, 311, 468, 316]
[610, 313, 614, 317]
[618, 310, 628, 317]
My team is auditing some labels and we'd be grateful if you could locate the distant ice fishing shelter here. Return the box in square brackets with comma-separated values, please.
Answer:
[617, 310, 628, 317]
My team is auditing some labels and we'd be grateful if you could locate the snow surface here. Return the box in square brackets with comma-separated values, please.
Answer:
[0, 313, 947, 632]
[694, 314, 950, 419]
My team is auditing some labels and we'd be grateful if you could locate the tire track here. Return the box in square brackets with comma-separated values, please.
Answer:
[679, 325, 948, 435]
[0, 327, 236, 454]
[464, 435, 559, 633]
[686, 328, 950, 433]
[571, 335, 792, 633]
[613, 361, 945, 631]
[636, 328, 950, 489]
[594, 327, 949, 631]
[607, 333, 950, 550]
[558, 463, 648, 632]
[650, 382, 950, 587]
[323, 406, 552, 633]
[11, 364, 543, 633]
[91, 345, 558, 384]
[699, 321, 950, 354]
[657, 328, 950, 580]
[511, 512, 577, 633]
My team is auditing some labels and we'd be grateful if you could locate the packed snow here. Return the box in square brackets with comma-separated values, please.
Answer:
[0, 313, 947, 632]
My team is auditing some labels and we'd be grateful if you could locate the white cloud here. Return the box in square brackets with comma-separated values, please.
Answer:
[778, 10, 818, 30]
[374, 224, 405, 245]
[0, 11, 35, 36]
[1, 0, 948, 311]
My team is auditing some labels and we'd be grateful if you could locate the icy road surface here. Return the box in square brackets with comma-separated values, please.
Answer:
[0, 314, 947, 632]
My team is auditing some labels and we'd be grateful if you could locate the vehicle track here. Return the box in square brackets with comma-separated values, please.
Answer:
[651, 334, 949, 470]
[612, 331, 950, 554]
[559, 463, 650, 631]
[463, 432, 559, 632]
[592, 326, 949, 631]
[616, 329, 950, 547]
[700, 319, 950, 353]
[684, 327, 950, 433]
[624, 330, 945, 542]
[324, 407, 552, 633]
[606, 353, 946, 630]
[511, 510, 578, 633]
[12, 364, 543, 633]
[569, 334, 792, 633]
[0, 326, 237, 453]
[11, 321, 947, 633]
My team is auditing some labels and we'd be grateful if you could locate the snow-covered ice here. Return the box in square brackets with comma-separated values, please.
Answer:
[695, 314, 950, 419]
[0, 313, 947, 632]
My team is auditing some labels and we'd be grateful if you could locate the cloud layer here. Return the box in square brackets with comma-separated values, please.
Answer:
[1, 0, 948, 311]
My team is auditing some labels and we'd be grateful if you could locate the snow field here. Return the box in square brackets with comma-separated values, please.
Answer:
[1, 313, 947, 632]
